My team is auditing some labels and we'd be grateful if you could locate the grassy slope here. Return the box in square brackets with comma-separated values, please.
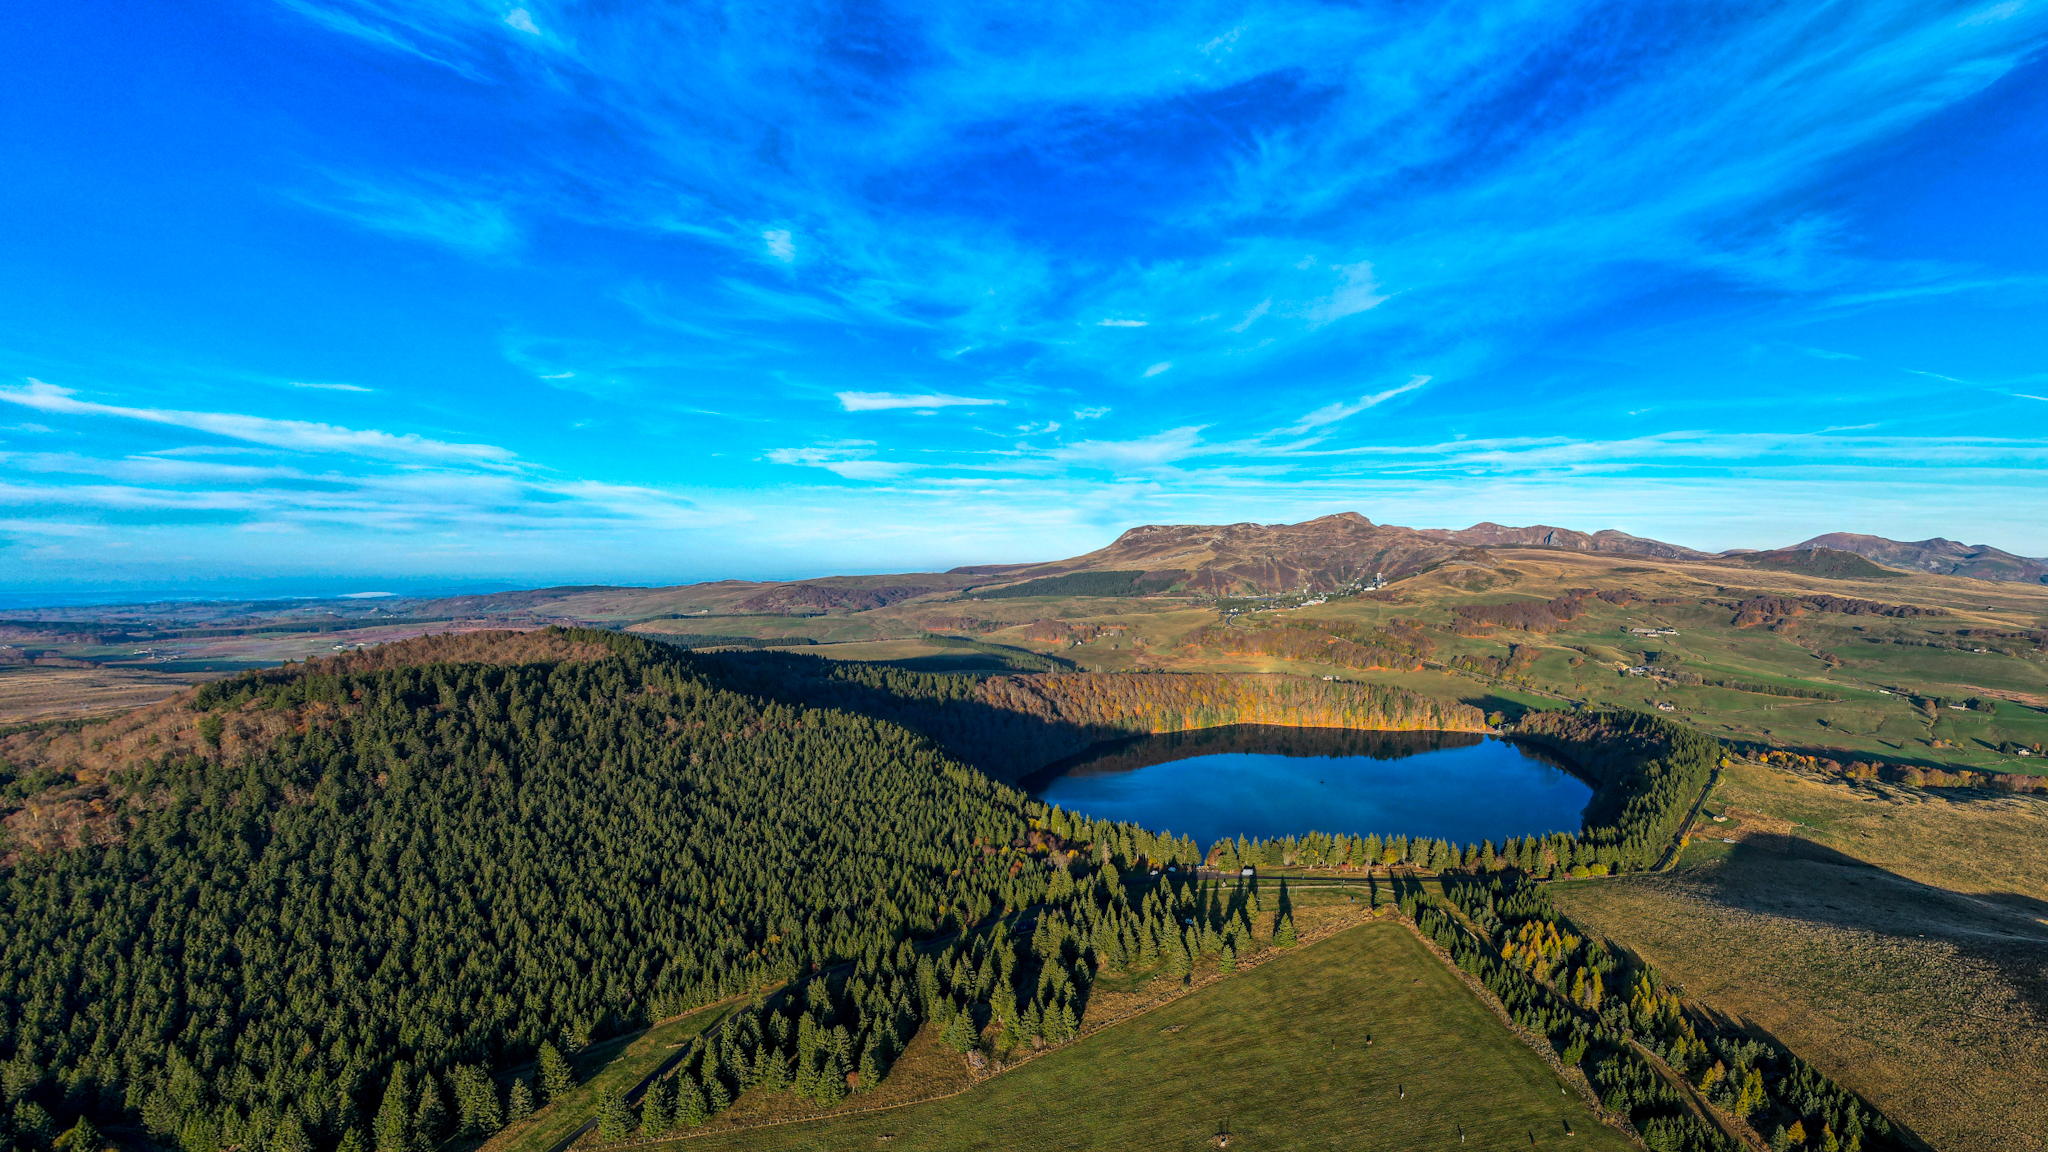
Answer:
[1552, 760, 2048, 1152]
[481, 1004, 736, 1152]
[665, 921, 1631, 1152]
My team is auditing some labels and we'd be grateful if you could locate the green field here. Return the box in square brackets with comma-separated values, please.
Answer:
[663, 921, 1630, 1152]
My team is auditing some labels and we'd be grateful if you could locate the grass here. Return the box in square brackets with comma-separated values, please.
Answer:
[482, 1003, 737, 1152]
[1552, 760, 2048, 1152]
[659, 920, 1631, 1152]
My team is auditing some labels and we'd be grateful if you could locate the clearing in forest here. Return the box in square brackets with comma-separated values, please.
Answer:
[663, 920, 1630, 1151]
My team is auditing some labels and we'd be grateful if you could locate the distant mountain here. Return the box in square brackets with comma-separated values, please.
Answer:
[1417, 522, 1713, 561]
[1736, 546, 1904, 580]
[955, 512, 1710, 595]
[1788, 533, 2048, 583]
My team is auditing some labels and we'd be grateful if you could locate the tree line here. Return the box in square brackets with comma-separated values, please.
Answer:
[699, 652, 1486, 782]
[1424, 878, 1905, 1152]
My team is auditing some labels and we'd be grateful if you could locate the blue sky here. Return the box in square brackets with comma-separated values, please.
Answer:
[4, 0, 2047, 590]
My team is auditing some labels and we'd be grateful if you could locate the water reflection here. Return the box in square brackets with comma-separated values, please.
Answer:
[1025, 724, 1592, 850]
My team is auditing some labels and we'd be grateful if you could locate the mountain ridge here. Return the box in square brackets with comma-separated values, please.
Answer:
[1787, 532, 2048, 583]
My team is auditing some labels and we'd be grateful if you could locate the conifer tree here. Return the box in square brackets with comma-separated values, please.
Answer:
[374, 1064, 413, 1152]
[58, 1118, 104, 1152]
[857, 1041, 883, 1091]
[1276, 914, 1298, 948]
[413, 1077, 447, 1152]
[639, 1077, 672, 1137]
[941, 1007, 978, 1053]
[507, 1080, 533, 1125]
[267, 1111, 310, 1152]
[676, 1077, 707, 1127]
[334, 1130, 367, 1152]
[536, 1044, 573, 1105]
[593, 1089, 630, 1145]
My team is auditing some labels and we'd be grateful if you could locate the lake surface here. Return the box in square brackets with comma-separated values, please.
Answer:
[1023, 725, 1592, 850]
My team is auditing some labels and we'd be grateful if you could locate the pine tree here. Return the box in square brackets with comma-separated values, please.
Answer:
[1275, 914, 1297, 948]
[593, 1089, 630, 1145]
[639, 1078, 673, 1137]
[334, 1131, 367, 1152]
[1219, 943, 1237, 972]
[1057, 1002, 1079, 1043]
[449, 1065, 501, 1137]
[812, 1054, 847, 1108]
[413, 1077, 447, 1152]
[941, 1007, 978, 1054]
[757, 1048, 790, 1093]
[537, 1043, 574, 1104]
[57, 1118, 104, 1152]
[507, 1079, 534, 1125]
[266, 1111, 311, 1152]
[676, 1077, 707, 1128]
[704, 1073, 730, 1114]
[857, 1041, 883, 1092]
[374, 1064, 413, 1152]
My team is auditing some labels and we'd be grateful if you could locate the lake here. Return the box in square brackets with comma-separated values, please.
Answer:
[1023, 724, 1593, 850]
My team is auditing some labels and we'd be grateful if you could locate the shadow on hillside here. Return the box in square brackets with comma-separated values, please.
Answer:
[1674, 836, 2048, 1023]
[1017, 725, 1489, 790]
[689, 650, 1115, 783]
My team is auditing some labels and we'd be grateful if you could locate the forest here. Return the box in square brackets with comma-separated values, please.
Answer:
[1181, 617, 1434, 672]
[696, 651, 1484, 781]
[0, 632, 1049, 1152]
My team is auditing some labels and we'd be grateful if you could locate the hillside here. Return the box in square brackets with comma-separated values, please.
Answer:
[952, 511, 1711, 595]
[0, 630, 1057, 1152]
[1788, 532, 2048, 583]
[1734, 546, 1905, 580]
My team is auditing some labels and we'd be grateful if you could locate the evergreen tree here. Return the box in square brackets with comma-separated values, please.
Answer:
[267, 1111, 310, 1152]
[811, 1055, 847, 1108]
[536, 1043, 573, 1105]
[449, 1065, 502, 1137]
[593, 1089, 630, 1145]
[676, 1077, 707, 1128]
[941, 1007, 978, 1054]
[334, 1131, 367, 1152]
[857, 1041, 883, 1091]
[373, 1064, 413, 1152]
[507, 1079, 534, 1125]
[638, 1078, 672, 1137]
[55, 1119, 101, 1152]
[413, 1077, 447, 1152]
[1275, 914, 1298, 948]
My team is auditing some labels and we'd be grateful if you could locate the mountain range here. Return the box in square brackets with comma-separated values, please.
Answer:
[953, 512, 2045, 595]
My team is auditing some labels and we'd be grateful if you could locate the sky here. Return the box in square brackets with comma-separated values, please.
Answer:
[3, 0, 2047, 592]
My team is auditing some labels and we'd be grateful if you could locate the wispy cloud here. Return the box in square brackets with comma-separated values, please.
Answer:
[1287, 376, 1431, 433]
[765, 442, 915, 479]
[291, 381, 373, 393]
[762, 229, 796, 263]
[1097, 318, 1147, 327]
[297, 175, 517, 255]
[0, 380, 515, 463]
[1142, 362, 1172, 378]
[836, 392, 1005, 412]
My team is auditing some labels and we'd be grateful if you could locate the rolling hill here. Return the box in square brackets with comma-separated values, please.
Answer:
[1787, 532, 2048, 583]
